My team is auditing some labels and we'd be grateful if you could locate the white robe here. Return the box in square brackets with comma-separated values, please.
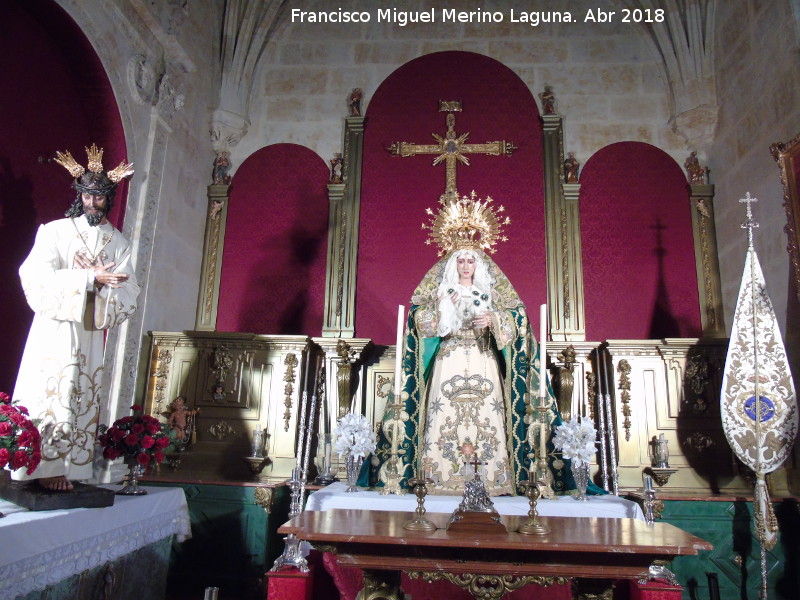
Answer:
[11, 215, 139, 481]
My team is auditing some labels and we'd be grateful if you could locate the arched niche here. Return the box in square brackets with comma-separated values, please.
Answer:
[355, 51, 545, 344]
[0, 0, 125, 390]
[217, 143, 329, 335]
[580, 141, 701, 340]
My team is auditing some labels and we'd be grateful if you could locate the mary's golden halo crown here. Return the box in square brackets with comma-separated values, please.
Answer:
[423, 190, 510, 256]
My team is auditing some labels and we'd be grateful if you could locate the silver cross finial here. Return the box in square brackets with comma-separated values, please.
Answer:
[739, 192, 759, 247]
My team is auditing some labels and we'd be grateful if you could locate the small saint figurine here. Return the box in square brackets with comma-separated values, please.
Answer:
[212, 151, 232, 185]
[564, 152, 580, 183]
[539, 85, 556, 115]
[166, 396, 199, 445]
[684, 151, 708, 185]
[330, 153, 343, 184]
[348, 88, 363, 117]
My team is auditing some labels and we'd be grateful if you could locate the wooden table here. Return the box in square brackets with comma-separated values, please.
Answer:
[279, 509, 712, 599]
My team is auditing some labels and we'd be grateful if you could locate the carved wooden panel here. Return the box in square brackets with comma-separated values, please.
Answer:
[141, 332, 312, 480]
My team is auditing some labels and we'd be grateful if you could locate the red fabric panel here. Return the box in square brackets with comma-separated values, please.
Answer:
[580, 142, 701, 340]
[356, 51, 545, 344]
[217, 144, 329, 336]
[629, 578, 683, 599]
[0, 0, 124, 391]
[267, 565, 314, 600]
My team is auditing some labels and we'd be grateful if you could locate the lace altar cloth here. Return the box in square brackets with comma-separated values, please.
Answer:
[306, 481, 645, 520]
[0, 485, 191, 599]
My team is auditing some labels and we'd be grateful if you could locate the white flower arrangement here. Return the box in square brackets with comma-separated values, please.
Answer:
[333, 413, 377, 459]
[552, 417, 598, 467]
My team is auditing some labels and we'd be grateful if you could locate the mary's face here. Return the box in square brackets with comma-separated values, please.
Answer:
[457, 254, 476, 283]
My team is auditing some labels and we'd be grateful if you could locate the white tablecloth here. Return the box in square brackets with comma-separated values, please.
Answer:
[0, 485, 191, 599]
[306, 481, 645, 520]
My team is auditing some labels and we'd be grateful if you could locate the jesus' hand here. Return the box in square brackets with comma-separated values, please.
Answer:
[75, 256, 129, 289]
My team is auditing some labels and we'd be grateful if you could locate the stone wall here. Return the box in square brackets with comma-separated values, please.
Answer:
[710, 0, 800, 360]
[244, 0, 684, 172]
[55, 0, 800, 415]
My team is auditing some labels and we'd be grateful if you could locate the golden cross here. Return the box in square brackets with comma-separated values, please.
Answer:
[388, 104, 517, 196]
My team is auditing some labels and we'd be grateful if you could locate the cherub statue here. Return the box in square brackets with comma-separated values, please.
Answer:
[166, 396, 200, 447]
[211, 383, 226, 403]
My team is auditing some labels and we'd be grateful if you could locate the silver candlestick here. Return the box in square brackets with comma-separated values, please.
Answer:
[643, 475, 656, 525]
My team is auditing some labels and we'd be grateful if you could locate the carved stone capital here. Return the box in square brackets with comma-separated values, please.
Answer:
[210, 108, 249, 154]
[671, 104, 719, 153]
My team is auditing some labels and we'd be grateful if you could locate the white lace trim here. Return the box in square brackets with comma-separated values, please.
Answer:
[3, 498, 191, 598]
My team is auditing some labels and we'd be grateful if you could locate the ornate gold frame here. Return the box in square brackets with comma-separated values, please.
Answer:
[771, 132, 800, 302]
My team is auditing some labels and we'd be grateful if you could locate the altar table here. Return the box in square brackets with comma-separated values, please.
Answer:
[0, 485, 191, 599]
[279, 509, 712, 600]
[306, 482, 646, 520]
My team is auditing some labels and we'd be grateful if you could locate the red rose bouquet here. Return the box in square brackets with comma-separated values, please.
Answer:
[0, 392, 41, 475]
[99, 404, 171, 470]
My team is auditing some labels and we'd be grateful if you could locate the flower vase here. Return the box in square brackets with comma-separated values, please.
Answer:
[344, 454, 363, 492]
[571, 461, 589, 501]
[117, 461, 148, 496]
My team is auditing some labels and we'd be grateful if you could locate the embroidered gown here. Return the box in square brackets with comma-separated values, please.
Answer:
[12, 215, 139, 482]
[367, 250, 535, 496]
[415, 283, 516, 495]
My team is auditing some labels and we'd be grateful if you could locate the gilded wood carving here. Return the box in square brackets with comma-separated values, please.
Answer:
[771, 133, 800, 302]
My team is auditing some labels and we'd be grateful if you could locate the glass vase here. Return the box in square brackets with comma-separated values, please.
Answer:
[345, 453, 364, 492]
[251, 428, 265, 458]
[117, 460, 148, 496]
[570, 461, 589, 501]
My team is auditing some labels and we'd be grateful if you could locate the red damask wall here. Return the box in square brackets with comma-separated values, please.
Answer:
[356, 51, 546, 344]
[580, 142, 701, 340]
[0, 0, 125, 391]
[216, 144, 329, 336]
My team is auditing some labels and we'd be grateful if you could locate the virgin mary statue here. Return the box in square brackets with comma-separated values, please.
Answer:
[364, 191, 558, 496]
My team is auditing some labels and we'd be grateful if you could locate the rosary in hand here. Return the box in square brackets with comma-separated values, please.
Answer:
[448, 288, 492, 328]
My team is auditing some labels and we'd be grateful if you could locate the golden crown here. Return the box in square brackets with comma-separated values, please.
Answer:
[54, 143, 134, 183]
[423, 190, 510, 256]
